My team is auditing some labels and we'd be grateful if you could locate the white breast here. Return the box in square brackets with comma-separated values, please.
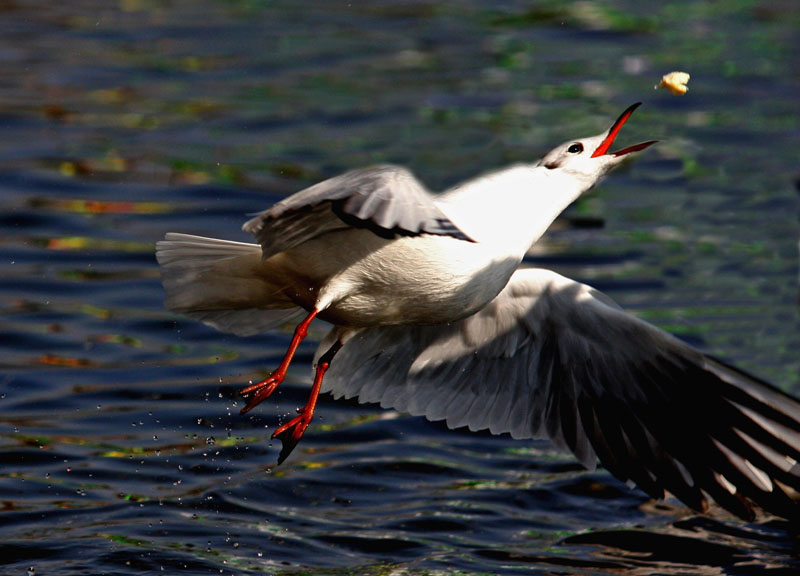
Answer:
[271, 228, 521, 327]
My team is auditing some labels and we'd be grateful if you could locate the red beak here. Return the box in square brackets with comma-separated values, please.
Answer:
[591, 102, 657, 158]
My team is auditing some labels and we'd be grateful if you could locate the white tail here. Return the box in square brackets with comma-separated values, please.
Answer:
[155, 233, 303, 336]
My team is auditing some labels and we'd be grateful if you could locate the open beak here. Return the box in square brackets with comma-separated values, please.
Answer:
[591, 102, 657, 158]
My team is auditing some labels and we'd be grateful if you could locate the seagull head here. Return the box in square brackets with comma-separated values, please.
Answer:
[538, 102, 656, 188]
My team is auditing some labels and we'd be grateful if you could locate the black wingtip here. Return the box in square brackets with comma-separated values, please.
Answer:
[432, 218, 477, 243]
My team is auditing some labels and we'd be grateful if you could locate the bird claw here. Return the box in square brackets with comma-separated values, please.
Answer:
[239, 373, 283, 414]
[271, 412, 313, 464]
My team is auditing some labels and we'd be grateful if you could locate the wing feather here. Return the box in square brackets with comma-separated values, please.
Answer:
[243, 165, 474, 259]
[320, 268, 800, 519]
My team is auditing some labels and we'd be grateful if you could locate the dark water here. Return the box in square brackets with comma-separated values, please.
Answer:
[2, 1, 800, 574]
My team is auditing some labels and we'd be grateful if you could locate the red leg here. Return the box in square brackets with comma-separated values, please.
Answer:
[272, 339, 343, 464]
[239, 309, 319, 414]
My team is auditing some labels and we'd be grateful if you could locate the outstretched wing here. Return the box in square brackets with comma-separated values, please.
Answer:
[320, 268, 800, 520]
[243, 165, 474, 259]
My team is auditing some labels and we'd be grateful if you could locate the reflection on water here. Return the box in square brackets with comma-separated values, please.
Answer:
[1, 1, 799, 575]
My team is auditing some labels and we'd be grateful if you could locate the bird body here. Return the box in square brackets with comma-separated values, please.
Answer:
[164, 162, 578, 330]
[247, 161, 594, 328]
[272, 225, 514, 327]
[156, 103, 800, 521]
[265, 163, 565, 324]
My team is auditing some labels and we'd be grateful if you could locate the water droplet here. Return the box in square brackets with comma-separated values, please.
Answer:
[206, 437, 215, 446]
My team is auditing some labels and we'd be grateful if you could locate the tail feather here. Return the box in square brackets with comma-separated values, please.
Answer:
[156, 233, 303, 336]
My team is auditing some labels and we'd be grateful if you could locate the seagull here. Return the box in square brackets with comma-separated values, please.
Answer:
[156, 103, 800, 521]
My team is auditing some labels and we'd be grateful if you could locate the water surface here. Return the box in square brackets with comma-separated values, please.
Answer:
[2, 1, 799, 574]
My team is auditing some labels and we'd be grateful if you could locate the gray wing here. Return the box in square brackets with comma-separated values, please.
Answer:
[243, 165, 474, 259]
[320, 268, 800, 521]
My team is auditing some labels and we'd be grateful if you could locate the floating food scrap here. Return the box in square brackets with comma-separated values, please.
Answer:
[655, 71, 690, 95]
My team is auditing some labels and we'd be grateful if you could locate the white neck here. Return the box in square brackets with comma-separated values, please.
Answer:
[436, 163, 585, 258]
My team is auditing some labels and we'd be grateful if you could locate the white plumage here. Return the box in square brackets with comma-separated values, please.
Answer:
[156, 103, 800, 521]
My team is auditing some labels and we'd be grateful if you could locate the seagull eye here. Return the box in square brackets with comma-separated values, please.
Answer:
[567, 143, 583, 154]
